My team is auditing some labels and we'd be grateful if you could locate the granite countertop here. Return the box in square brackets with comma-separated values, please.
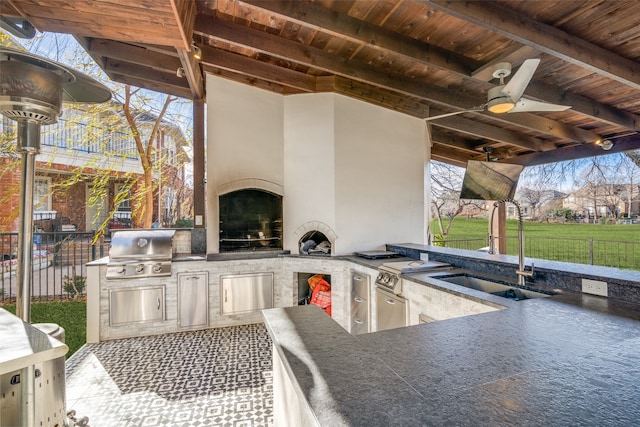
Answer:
[0, 309, 68, 375]
[263, 285, 640, 426]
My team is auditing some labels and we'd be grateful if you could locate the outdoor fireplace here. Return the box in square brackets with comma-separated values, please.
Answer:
[219, 189, 283, 252]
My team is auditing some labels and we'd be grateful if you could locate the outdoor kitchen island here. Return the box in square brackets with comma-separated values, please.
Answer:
[264, 250, 640, 426]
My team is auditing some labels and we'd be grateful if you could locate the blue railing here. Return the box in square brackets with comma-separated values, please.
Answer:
[1, 232, 109, 303]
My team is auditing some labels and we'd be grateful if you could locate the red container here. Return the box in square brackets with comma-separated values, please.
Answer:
[310, 288, 332, 317]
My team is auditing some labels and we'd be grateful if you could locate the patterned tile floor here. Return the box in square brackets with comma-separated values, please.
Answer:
[65, 324, 273, 427]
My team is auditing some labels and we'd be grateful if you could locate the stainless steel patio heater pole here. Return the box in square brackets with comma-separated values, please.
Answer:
[0, 46, 111, 427]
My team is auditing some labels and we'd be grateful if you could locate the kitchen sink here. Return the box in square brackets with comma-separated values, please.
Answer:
[439, 274, 552, 301]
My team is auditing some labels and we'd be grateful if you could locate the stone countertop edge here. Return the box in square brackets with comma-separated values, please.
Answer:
[388, 243, 640, 283]
[0, 308, 68, 375]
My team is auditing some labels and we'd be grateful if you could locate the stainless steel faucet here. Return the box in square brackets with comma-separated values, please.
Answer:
[488, 198, 534, 286]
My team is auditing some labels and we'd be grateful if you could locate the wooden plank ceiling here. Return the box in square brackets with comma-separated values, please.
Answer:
[3, 0, 640, 167]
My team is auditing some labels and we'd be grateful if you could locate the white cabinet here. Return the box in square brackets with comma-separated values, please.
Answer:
[220, 272, 274, 315]
[178, 272, 209, 329]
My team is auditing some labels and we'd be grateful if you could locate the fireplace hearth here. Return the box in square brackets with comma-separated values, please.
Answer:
[219, 189, 283, 252]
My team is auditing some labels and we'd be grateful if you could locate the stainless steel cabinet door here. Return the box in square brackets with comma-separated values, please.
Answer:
[375, 287, 407, 331]
[178, 272, 209, 329]
[220, 272, 274, 315]
[109, 286, 165, 325]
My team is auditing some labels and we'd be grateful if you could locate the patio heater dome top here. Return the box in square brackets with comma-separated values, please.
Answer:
[0, 46, 111, 125]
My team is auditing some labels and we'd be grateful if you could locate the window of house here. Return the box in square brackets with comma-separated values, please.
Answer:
[114, 183, 131, 211]
[34, 177, 52, 211]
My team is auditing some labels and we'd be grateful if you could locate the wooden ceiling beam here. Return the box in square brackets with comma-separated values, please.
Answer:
[501, 135, 640, 167]
[200, 46, 317, 93]
[88, 39, 182, 73]
[196, 16, 476, 110]
[176, 48, 205, 100]
[428, 113, 556, 152]
[430, 145, 470, 167]
[429, 128, 483, 154]
[103, 59, 191, 96]
[424, 0, 640, 90]
[238, 0, 479, 75]
[108, 73, 193, 99]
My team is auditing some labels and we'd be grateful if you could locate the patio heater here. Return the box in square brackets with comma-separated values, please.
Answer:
[0, 46, 110, 427]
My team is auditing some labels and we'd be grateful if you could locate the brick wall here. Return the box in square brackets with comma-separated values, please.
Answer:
[0, 158, 20, 233]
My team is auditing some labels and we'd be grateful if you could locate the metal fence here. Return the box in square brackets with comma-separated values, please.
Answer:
[1, 232, 109, 304]
[437, 236, 640, 271]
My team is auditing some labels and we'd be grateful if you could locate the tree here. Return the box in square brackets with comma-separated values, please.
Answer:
[430, 161, 483, 239]
[517, 187, 545, 219]
[123, 85, 177, 228]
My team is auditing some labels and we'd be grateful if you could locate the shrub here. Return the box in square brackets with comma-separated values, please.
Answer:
[63, 275, 86, 299]
[174, 218, 193, 228]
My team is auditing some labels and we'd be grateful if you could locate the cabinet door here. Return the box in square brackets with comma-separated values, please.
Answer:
[109, 286, 165, 325]
[375, 288, 407, 331]
[221, 272, 274, 315]
[178, 272, 209, 329]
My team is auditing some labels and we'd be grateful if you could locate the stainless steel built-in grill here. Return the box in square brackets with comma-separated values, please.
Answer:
[375, 260, 451, 295]
[106, 229, 176, 279]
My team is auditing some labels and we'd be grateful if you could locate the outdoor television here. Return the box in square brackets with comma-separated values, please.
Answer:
[459, 160, 524, 201]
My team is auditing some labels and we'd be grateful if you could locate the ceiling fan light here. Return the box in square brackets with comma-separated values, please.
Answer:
[487, 98, 515, 113]
[487, 85, 515, 114]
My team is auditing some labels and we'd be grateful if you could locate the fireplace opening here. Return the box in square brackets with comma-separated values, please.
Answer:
[219, 189, 283, 252]
[299, 230, 331, 256]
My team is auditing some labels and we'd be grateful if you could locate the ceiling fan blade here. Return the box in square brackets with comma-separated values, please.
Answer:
[501, 58, 540, 101]
[425, 106, 485, 121]
[508, 98, 571, 113]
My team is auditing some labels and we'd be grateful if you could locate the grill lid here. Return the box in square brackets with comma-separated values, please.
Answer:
[109, 229, 175, 261]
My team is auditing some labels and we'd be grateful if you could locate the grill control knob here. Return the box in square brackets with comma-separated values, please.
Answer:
[152, 263, 163, 273]
[135, 264, 145, 273]
[117, 266, 125, 274]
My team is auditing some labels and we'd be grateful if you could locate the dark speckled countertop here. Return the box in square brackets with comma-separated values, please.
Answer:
[263, 283, 640, 426]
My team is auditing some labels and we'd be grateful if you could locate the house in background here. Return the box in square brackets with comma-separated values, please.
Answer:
[0, 106, 193, 235]
[511, 188, 567, 220]
[563, 183, 640, 221]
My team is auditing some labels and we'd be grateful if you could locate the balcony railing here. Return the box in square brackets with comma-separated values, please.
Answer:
[1, 116, 138, 158]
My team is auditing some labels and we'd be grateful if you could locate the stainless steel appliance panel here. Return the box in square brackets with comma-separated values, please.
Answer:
[221, 272, 273, 315]
[109, 286, 165, 325]
[109, 229, 175, 260]
[350, 271, 370, 335]
[1, 357, 66, 427]
[376, 287, 407, 331]
[178, 272, 209, 329]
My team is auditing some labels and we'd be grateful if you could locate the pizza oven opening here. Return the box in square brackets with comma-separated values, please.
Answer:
[299, 230, 332, 256]
[219, 189, 283, 252]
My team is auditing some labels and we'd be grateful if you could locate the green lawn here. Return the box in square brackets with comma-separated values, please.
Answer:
[2, 301, 86, 358]
[432, 218, 640, 269]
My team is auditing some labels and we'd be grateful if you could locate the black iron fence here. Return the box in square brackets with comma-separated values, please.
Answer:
[436, 236, 640, 271]
[1, 231, 109, 304]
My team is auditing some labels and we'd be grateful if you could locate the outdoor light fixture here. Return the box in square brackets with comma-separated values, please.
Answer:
[595, 139, 614, 151]
[487, 86, 515, 113]
[176, 67, 185, 78]
[192, 42, 202, 60]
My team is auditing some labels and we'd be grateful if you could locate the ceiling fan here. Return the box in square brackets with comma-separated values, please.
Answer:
[425, 59, 571, 121]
